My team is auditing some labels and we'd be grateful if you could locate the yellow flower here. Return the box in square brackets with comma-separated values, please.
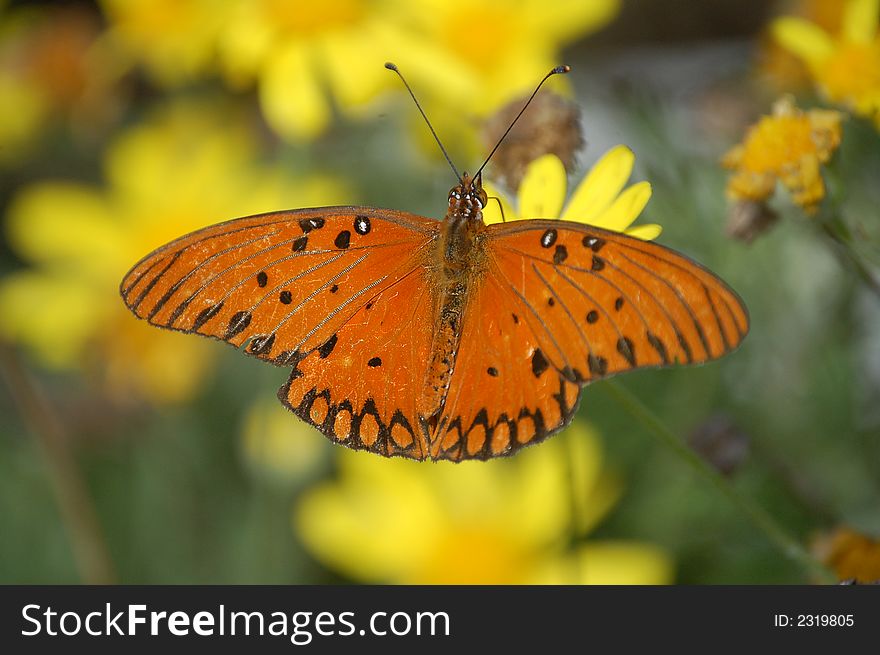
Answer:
[813, 526, 880, 583]
[482, 147, 662, 240]
[397, 0, 619, 161]
[99, 0, 225, 86]
[758, 0, 846, 93]
[218, 0, 385, 140]
[97, 1, 620, 143]
[0, 101, 348, 404]
[295, 422, 673, 584]
[398, 0, 619, 115]
[773, 0, 880, 127]
[721, 96, 843, 213]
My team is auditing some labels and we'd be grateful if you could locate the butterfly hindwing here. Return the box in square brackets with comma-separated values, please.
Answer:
[280, 264, 436, 458]
[432, 220, 749, 461]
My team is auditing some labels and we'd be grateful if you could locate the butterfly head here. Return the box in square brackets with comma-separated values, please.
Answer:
[447, 172, 488, 223]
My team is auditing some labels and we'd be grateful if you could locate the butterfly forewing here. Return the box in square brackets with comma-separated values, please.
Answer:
[121, 207, 441, 457]
[121, 207, 437, 359]
[431, 220, 749, 461]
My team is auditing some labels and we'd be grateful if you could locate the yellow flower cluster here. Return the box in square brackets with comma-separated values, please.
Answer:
[98, 0, 621, 141]
[295, 422, 672, 584]
[721, 96, 842, 213]
[773, 0, 880, 128]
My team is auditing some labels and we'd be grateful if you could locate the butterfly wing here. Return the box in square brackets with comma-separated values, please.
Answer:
[121, 207, 441, 458]
[432, 220, 749, 461]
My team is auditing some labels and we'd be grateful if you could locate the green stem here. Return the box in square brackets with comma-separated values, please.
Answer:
[602, 379, 836, 584]
[818, 215, 880, 301]
[0, 345, 116, 584]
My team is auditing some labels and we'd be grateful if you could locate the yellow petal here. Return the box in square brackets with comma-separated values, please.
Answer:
[625, 223, 663, 240]
[319, 30, 390, 114]
[529, 541, 674, 584]
[527, 0, 621, 43]
[6, 183, 120, 275]
[772, 17, 835, 64]
[842, 0, 879, 44]
[517, 154, 567, 219]
[0, 272, 106, 367]
[561, 145, 634, 222]
[260, 42, 329, 141]
[574, 542, 674, 584]
[587, 180, 652, 232]
[565, 422, 621, 535]
[482, 180, 516, 224]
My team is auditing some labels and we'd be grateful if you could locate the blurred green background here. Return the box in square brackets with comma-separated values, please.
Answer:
[1, 0, 879, 584]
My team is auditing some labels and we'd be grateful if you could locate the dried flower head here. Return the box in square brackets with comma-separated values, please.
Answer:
[482, 91, 584, 190]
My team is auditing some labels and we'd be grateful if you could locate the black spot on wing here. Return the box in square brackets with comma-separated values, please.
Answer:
[588, 354, 608, 376]
[676, 331, 693, 363]
[334, 230, 351, 249]
[226, 311, 252, 339]
[318, 333, 338, 359]
[647, 332, 669, 364]
[616, 336, 636, 366]
[354, 215, 371, 235]
[299, 217, 325, 233]
[192, 302, 224, 331]
[531, 348, 549, 377]
[553, 244, 568, 264]
[249, 333, 276, 355]
[582, 235, 606, 252]
[540, 229, 557, 248]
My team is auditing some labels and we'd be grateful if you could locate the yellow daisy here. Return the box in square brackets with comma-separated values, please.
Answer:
[721, 96, 843, 213]
[773, 0, 880, 127]
[0, 101, 348, 404]
[295, 421, 673, 585]
[219, 0, 428, 141]
[482, 147, 662, 240]
[397, 0, 620, 115]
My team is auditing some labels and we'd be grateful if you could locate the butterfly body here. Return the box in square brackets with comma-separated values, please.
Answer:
[121, 174, 748, 462]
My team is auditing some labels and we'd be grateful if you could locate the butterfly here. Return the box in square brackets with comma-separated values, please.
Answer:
[120, 64, 748, 462]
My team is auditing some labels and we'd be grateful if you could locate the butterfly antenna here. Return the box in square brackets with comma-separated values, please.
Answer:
[385, 62, 463, 185]
[474, 65, 571, 179]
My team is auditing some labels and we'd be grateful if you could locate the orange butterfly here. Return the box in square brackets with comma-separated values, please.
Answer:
[120, 64, 748, 461]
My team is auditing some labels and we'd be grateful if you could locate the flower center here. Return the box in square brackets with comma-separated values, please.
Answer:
[441, 8, 515, 67]
[739, 114, 824, 173]
[413, 526, 529, 584]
